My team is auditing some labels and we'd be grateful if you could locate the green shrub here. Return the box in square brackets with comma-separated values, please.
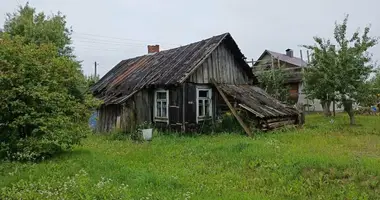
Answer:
[0, 36, 98, 161]
[214, 112, 245, 134]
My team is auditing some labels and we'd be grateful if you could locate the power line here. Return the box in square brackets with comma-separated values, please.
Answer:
[72, 31, 181, 46]
[73, 35, 153, 46]
[73, 38, 148, 48]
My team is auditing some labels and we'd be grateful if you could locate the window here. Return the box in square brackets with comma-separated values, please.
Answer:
[154, 89, 169, 122]
[196, 87, 212, 122]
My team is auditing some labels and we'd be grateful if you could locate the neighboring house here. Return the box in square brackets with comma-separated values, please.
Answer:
[252, 49, 306, 103]
[92, 33, 299, 133]
[252, 49, 342, 112]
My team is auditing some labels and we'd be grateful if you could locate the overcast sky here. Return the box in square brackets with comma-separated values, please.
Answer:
[1, 0, 380, 77]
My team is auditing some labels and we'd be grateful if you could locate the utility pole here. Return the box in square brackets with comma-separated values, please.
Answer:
[94, 61, 98, 77]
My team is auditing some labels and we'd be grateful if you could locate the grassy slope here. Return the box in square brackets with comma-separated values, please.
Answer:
[1, 114, 380, 199]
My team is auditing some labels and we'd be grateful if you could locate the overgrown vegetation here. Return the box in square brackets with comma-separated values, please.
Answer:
[0, 4, 99, 161]
[1, 114, 380, 199]
[303, 15, 378, 124]
[257, 68, 291, 103]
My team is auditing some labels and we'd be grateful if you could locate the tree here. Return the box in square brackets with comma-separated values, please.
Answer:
[303, 38, 337, 116]
[304, 15, 378, 125]
[257, 68, 291, 103]
[0, 5, 99, 161]
[4, 3, 73, 57]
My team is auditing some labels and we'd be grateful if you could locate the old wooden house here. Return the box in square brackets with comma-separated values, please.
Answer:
[92, 33, 299, 134]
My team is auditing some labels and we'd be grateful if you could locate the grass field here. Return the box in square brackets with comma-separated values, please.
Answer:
[1, 114, 380, 199]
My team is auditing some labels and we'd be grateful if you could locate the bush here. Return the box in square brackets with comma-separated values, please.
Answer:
[0, 35, 98, 161]
[214, 112, 245, 134]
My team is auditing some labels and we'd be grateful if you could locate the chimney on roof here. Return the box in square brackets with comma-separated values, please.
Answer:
[286, 49, 293, 57]
[148, 45, 160, 54]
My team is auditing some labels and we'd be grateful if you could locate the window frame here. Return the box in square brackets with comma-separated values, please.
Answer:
[154, 89, 169, 123]
[196, 87, 212, 123]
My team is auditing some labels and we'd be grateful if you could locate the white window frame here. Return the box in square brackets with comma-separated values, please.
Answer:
[196, 87, 212, 123]
[154, 89, 169, 123]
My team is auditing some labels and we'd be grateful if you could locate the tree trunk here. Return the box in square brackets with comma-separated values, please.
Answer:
[321, 100, 332, 117]
[333, 100, 336, 117]
[343, 100, 355, 125]
[348, 110, 355, 125]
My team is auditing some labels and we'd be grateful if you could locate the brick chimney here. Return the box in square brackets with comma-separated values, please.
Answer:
[148, 45, 160, 54]
[286, 49, 293, 57]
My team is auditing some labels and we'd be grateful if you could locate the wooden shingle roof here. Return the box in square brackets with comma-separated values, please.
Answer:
[92, 33, 253, 104]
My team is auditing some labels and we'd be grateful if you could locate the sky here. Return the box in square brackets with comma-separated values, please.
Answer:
[1, 0, 380, 77]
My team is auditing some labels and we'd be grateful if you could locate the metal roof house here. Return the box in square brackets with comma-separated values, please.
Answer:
[92, 33, 299, 134]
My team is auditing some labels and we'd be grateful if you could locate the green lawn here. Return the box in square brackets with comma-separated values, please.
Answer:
[1, 114, 380, 199]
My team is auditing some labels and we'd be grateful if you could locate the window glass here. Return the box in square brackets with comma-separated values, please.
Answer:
[155, 90, 168, 120]
[198, 100, 204, 116]
[157, 92, 167, 100]
[197, 88, 212, 121]
[199, 90, 208, 98]
[162, 101, 167, 117]
[204, 100, 209, 116]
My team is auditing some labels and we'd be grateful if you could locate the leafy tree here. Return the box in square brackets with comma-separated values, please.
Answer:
[303, 38, 337, 116]
[304, 15, 378, 125]
[4, 3, 73, 57]
[86, 75, 100, 88]
[0, 5, 99, 161]
[257, 68, 291, 103]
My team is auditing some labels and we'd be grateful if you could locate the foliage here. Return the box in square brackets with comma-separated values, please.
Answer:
[257, 68, 291, 103]
[303, 15, 378, 124]
[3, 3, 73, 57]
[356, 81, 378, 107]
[214, 112, 243, 134]
[0, 5, 100, 161]
[86, 74, 100, 88]
[2, 115, 380, 199]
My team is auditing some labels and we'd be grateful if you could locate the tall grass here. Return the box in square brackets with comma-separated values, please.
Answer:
[1, 114, 380, 199]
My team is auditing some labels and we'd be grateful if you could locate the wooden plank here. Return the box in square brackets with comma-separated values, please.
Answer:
[182, 83, 186, 132]
[213, 50, 220, 83]
[267, 120, 296, 129]
[203, 61, 209, 83]
[116, 116, 121, 129]
[212, 80, 252, 137]
[229, 49, 235, 84]
[239, 104, 265, 118]
[226, 46, 233, 83]
[208, 56, 214, 82]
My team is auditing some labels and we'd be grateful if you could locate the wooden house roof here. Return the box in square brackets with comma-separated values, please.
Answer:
[217, 84, 299, 118]
[92, 33, 254, 104]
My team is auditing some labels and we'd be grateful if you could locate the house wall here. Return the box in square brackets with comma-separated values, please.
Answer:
[97, 90, 153, 133]
[298, 82, 344, 112]
[188, 43, 250, 84]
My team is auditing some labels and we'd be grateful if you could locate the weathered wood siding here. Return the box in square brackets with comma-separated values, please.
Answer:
[97, 87, 188, 132]
[188, 43, 250, 84]
[97, 104, 122, 132]
[97, 90, 153, 133]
